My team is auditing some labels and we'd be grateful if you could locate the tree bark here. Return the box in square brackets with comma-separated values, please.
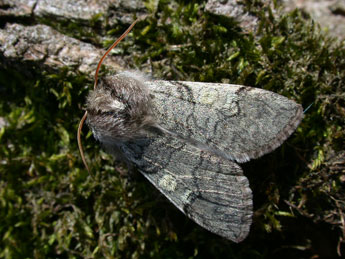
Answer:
[0, 0, 146, 77]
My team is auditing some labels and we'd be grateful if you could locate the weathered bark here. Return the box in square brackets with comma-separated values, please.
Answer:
[0, 23, 124, 75]
[205, 0, 259, 33]
[283, 0, 345, 41]
[0, 0, 146, 24]
[1, 0, 343, 78]
[0, 0, 146, 77]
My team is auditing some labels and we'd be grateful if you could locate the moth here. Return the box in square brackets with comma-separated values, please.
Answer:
[78, 19, 303, 243]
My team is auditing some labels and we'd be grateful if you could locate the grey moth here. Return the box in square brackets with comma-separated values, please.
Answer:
[78, 20, 303, 243]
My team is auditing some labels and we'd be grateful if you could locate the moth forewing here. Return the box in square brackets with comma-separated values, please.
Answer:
[117, 134, 253, 243]
[146, 80, 303, 163]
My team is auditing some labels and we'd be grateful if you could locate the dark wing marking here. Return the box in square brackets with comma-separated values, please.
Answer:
[147, 80, 303, 163]
[118, 134, 253, 243]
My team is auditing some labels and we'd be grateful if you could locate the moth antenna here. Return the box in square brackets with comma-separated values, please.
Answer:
[78, 18, 139, 172]
[94, 18, 139, 90]
[78, 111, 89, 172]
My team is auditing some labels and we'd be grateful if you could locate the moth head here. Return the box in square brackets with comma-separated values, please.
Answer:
[85, 74, 155, 143]
[77, 19, 139, 172]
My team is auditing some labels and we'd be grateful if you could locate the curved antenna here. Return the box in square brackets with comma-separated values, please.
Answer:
[77, 111, 89, 171]
[78, 19, 139, 172]
[93, 19, 139, 90]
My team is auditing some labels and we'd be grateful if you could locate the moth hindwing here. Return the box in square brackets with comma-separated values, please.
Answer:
[86, 72, 303, 242]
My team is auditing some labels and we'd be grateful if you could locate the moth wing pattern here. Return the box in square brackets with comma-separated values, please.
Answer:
[82, 20, 304, 242]
[85, 72, 303, 242]
[146, 80, 303, 163]
[118, 134, 253, 243]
